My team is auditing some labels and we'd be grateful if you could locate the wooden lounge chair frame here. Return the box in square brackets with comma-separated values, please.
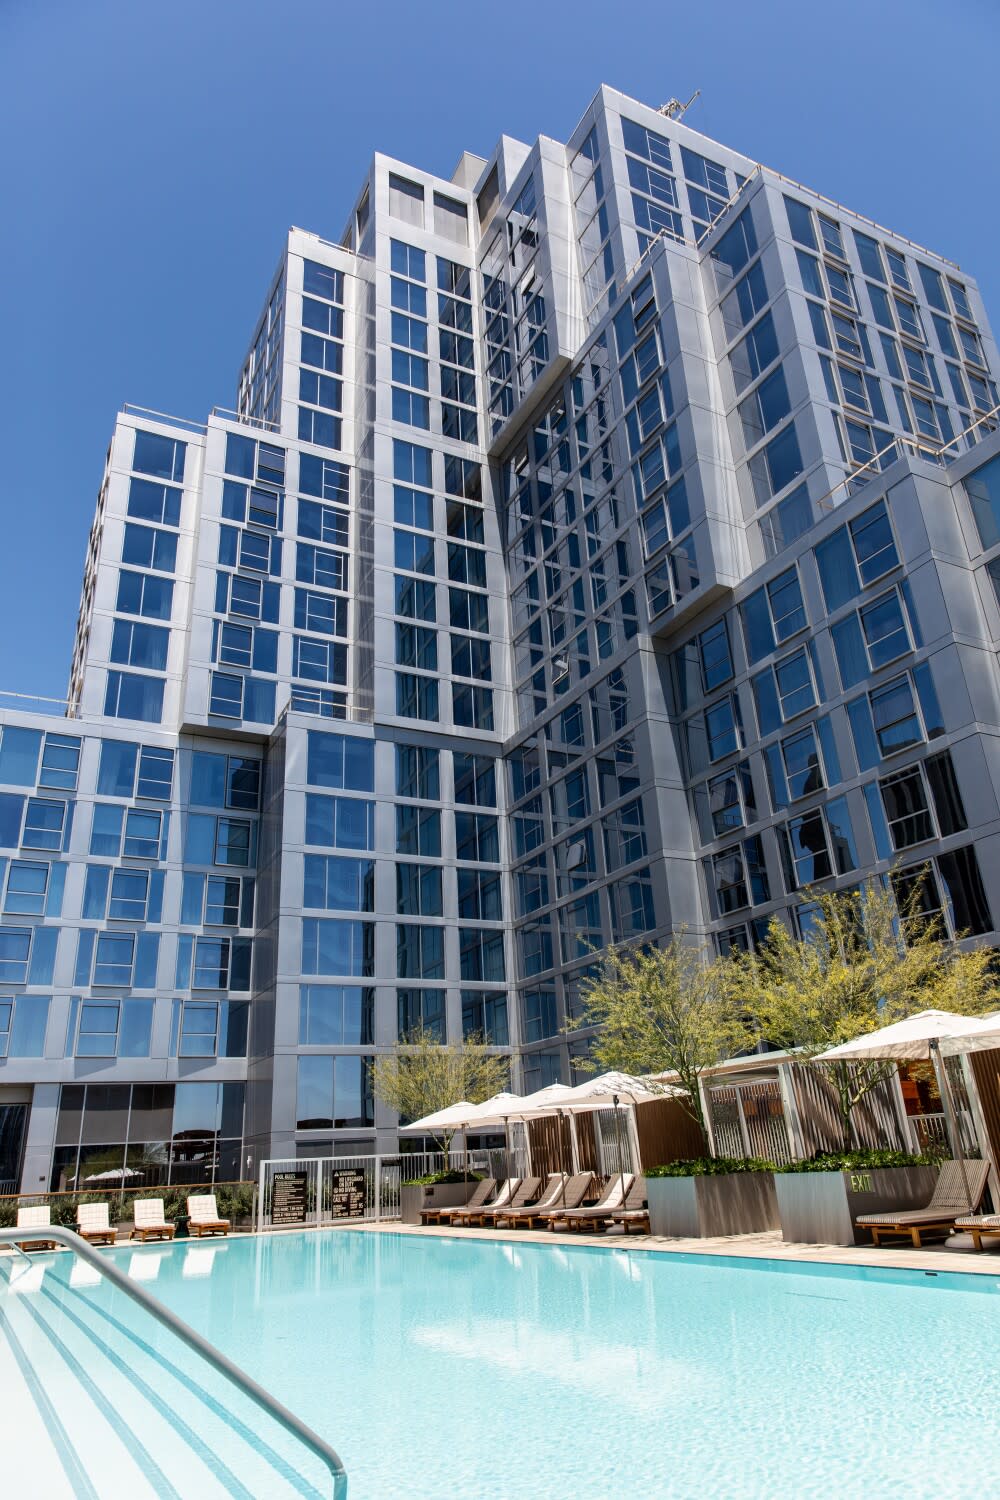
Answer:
[449, 1178, 519, 1225]
[855, 1160, 989, 1248]
[549, 1175, 635, 1233]
[495, 1173, 594, 1229]
[609, 1177, 650, 1235]
[476, 1177, 543, 1226]
[76, 1202, 117, 1246]
[953, 1213, 1000, 1251]
[16, 1205, 57, 1252]
[130, 1199, 177, 1242]
[187, 1194, 231, 1238]
[420, 1178, 496, 1225]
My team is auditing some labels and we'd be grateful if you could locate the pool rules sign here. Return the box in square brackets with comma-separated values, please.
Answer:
[330, 1168, 367, 1219]
[272, 1170, 309, 1226]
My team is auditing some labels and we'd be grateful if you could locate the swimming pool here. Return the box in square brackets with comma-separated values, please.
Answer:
[3, 1229, 999, 1497]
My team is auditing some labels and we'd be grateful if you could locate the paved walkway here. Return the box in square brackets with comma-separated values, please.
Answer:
[352, 1220, 1000, 1276]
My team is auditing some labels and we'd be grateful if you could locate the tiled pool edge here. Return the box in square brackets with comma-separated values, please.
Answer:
[347, 1221, 1000, 1279]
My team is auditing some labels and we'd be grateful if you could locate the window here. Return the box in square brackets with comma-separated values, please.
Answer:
[305, 855, 375, 912]
[299, 986, 374, 1046]
[705, 762, 756, 837]
[965, 454, 1000, 551]
[454, 754, 496, 806]
[307, 732, 374, 791]
[4, 860, 49, 916]
[712, 835, 769, 914]
[396, 745, 439, 801]
[815, 500, 899, 612]
[705, 694, 744, 762]
[133, 430, 185, 483]
[302, 259, 343, 303]
[832, 589, 912, 687]
[739, 365, 791, 450]
[17, 795, 64, 852]
[747, 422, 804, 505]
[395, 576, 436, 622]
[294, 589, 347, 637]
[296, 542, 348, 592]
[396, 924, 444, 980]
[388, 174, 424, 225]
[397, 988, 445, 1042]
[741, 567, 806, 663]
[752, 647, 816, 733]
[306, 794, 374, 851]
[214, 817, 252, 866]
[128, 477, 181, 527]
[104, 671, 164, 725]
[459, 928, 505, 983]
[462, 991, 508, 1046]
[296, 1055, 373, 1130]
[110, 620, 169, 671]
[93, 932, 134, 986]
[880, 766, 934, 850]
[867, 676, 924, 758]
[395, 673, 438, 721]
[396, 863, 442, 917]
[122, 522, 177, 573]
[396, 803, 442, 857]
[779, 810, 832, 888]
[731, 311, 780, 394]
[455, 811, 499, 863]
[293, 632, 348, 684]
[108, 869, 149, 921]
[302, 917, 375, 977]
[116, 569, 173, 621]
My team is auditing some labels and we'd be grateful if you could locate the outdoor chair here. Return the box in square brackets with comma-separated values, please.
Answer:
[15, 1204, 57, 1252]
[855, 1160, 989, 1248]
[609, 1176, 651, 1235]
[76, 1202, 116, 1245]
[549, 1174, 635, 1233]
[421, 1177, 496, 1225]
[952, 1212, 1000, 1251]
[495, 1173, 595, 1229]
[187, 1194, 231, 1237]
[449, 1178, 519, 1226]
[130, 1199, 176, 1242]
[477, 1176, 543, 1225]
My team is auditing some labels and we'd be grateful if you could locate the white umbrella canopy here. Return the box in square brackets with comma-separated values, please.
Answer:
[463, 1091, 532, 1129]
[815, 1009, 990, 1063]
[938, 1012, 1000, 1057]
[554, 1071, 668, 1112]
[398, 1101, 478, 1135]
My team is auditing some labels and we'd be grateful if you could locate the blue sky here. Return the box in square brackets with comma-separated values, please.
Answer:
[2, 0, 997, 699]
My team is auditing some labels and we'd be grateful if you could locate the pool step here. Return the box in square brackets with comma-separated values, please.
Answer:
[0, 1257, 323, 1499]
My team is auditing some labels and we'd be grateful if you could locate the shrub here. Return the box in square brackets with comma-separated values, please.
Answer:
[773, 1146, 948, 1173]
[645, 1156, 777, 1178]
[401, 1169, 485, 1187]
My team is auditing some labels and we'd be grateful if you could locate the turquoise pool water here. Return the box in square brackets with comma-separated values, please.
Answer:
[6, 1230, 1000, 1497]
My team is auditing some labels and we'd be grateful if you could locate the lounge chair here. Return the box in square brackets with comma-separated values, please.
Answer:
[549, 1174, 635, 1233]
[16, 1204, 56, 1252]
[495, 1173, 595, 1229]
[478, 1176, 543, 1225]
[420, 1177, 496, 1225]
[187, 1194, 231, 1237]
[952, 1212, 1000, 1251]
[130, 1199, 176, 1242]
[609, 1176, 651, 1235]
[855, 1160, 989, 1248]
[449, 1178, 519, 1226]
[76, 1202, 116, 1246]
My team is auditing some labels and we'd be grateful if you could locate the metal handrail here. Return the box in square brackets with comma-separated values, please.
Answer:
[0, 1225, 347, 1498]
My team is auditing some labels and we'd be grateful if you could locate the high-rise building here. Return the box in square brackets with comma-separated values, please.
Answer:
[3, 84, 1000, 1194]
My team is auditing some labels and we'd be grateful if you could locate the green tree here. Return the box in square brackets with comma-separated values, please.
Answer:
[571, 936, 754, 1141]
[732, 877, 999, 1148]
[371, 1026, 509, 1162]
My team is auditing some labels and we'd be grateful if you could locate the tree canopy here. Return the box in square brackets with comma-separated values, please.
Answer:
[371, 1027, 509, 1160]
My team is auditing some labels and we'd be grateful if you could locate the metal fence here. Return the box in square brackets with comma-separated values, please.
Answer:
[256, 1151, 490, 1232]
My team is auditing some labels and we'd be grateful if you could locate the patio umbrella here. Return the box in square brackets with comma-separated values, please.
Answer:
[937, 1012, 1000, 1056]
[553, 1073, 666, 1208]
[399, 1101, 479, 1183]
[83, 1167, 145, 1182]
[464, 1092, 530, 1183]
[815, 1010, 986, 1198]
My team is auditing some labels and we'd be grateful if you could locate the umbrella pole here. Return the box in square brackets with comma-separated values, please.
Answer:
[613, 1095, 626, 1222]
[930, 1038, 971, 1204]
[559, 1112, 568, 1208]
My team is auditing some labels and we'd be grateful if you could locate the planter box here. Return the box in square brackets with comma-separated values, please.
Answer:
[399, 1182, 475, 1225]
[774, 1165, 940, 1246]
[647, 1172, 779, 1238]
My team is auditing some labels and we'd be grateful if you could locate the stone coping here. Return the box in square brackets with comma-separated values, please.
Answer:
[344, 1221, 1000, 1277]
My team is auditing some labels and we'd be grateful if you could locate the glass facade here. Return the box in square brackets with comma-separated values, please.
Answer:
[4, 85, 1000, 1189]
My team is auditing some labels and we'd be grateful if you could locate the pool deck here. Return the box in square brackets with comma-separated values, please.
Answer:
[350, 1221, 1000, 1276]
